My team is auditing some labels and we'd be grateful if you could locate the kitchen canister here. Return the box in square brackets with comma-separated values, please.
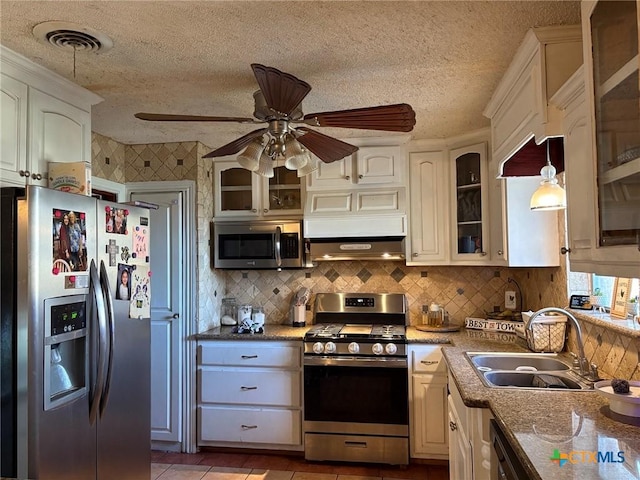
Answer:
[238, 304, 252, 323]
[220, 298, 238, 326]
[252, 306, 265, 326]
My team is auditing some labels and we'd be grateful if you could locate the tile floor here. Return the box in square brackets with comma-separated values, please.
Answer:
[151, 451, 449, 480]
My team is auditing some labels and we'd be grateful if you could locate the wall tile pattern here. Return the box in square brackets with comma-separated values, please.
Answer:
[91, 132, 126, 182]
[196, 144, 222, 333]
[222, 262, 518, 326]
[125, 142, 199, 182]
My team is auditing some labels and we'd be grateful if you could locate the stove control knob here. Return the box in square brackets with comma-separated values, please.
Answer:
[348, 342, 360, 354]
[372, 343, 384, 355]
[313, 342, 324, 354]
[324, 342, 337, 354]
[385, 343, 398, 355]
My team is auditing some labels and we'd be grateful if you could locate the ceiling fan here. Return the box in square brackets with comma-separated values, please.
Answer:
[134, 64, 416, 176]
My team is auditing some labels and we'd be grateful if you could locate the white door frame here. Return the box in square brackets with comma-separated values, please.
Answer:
[125, 180, 197, 453]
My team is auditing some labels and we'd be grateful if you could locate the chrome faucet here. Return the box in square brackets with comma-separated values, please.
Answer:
[525, 307, 597, 381]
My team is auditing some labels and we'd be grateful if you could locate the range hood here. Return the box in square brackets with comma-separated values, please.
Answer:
[308, 237, 406, 261]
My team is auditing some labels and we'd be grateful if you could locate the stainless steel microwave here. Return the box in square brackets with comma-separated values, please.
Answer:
[212, 220, 304, 269]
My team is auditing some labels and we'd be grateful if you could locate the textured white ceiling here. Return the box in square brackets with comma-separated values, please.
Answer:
[0, 1, 581, 151]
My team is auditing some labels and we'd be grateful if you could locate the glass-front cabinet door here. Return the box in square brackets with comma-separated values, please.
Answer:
[450, 142, 489, 260]
[213, 160, 303, 217]
[263, 166, 303, 215]
[213, 161, 260, 217]
[589, 0, 640, 247]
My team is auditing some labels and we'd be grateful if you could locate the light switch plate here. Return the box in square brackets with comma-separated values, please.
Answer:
[505, 291, 516, 310]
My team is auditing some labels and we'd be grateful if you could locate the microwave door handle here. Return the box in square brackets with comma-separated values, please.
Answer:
[275, 226, 282, 267]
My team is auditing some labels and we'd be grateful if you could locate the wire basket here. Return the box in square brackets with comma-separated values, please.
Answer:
[525, 318, 567, 353]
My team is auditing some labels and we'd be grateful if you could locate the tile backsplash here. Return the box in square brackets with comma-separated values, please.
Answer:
[221, 262, 520, 327]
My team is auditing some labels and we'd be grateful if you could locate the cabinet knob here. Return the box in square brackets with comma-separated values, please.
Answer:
[449, 421, 457, 431]
[172, 313, 179, 319]
[32, 173, 42, 180]
[497, 250, 503, 256]
[560, 246, 571, 255]
[412, 253, 418, 257]
[251, 209, 257, 213]
[263, 208, 269, 213]
[345, 175, 350, 180]
[480, 251, 487, 256]
[19, 170, 30, 178]
[358, 174, 363, 179]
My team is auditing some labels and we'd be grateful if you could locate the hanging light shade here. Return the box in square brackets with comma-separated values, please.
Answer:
[296, 154, 318, 177]
[237, 139, 265, 171]
[254, 150, 275, 178]
[284, 138, 309, 170]
[530, 141, 566, 211]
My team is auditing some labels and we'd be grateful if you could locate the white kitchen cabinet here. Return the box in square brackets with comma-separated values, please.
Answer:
[449, 142, 491, 263]
[306, 144, 404, 190]
[447, 368, 493, 480]
[197, 340, 303, 450]
[408, 345, 448, 459]
[447, 395, 473, 480]
[408, 134, 502, 266]
[407, 144, 449, 264]
[213, 160, 304, 218]
[483, 25, 582, 168]
[558, 0, 640, 278]
[304, 142, 408, 238]
[0, 46, 101, 188]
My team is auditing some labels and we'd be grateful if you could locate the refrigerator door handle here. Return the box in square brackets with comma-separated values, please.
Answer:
[89, 260, 108, 425]
[99, 260, 116, 415]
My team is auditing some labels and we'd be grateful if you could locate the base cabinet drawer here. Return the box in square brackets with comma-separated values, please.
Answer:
[199, 343, 300, 368]
[199, 369, 301, 406]
[198, 406, 301, 445]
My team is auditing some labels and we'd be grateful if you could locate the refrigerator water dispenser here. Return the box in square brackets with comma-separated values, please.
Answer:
[44, 296, 88, 410]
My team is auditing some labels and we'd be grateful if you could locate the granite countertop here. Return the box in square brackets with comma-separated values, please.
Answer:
[443, 333, 640, 480]
[195, 324, 311, 341]
[194, 324, 640, 479]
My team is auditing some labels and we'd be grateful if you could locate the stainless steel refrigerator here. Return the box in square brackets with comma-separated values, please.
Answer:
[1, 186, 151, 480]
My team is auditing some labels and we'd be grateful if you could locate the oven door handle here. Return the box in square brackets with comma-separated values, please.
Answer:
[304, 356, 407, 368]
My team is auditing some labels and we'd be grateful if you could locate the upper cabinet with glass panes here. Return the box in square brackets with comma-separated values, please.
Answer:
[586, 0, 640, 248]
[213, 160, 304, 218]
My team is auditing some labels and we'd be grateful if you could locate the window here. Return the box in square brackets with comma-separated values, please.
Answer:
[588, 275, 638, 311]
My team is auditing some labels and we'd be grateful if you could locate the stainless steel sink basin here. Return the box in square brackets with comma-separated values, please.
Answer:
[484, 372, 584, 389]
[469, 353, 571, 372]
[466, 352, 593, 390]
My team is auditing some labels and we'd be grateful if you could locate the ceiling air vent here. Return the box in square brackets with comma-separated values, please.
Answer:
[32, 21, 113, 53]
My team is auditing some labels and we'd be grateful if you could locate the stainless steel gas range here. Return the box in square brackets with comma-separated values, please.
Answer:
[303, 293, 409, 465]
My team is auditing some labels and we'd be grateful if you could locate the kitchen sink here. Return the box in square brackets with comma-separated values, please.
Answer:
[469, 353, 571, 372]
[466, 352, 593, 390]
[484, 372, 583, 389]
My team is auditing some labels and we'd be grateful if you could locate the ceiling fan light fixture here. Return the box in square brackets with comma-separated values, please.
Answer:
[237, 139, 265, 171]
[284, 138, 309, 170]
[296, 154, 318, 177]
[255, 151, 275, 178]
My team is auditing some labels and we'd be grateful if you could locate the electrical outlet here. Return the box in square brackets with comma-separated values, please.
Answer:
[505, 290, 517, 310]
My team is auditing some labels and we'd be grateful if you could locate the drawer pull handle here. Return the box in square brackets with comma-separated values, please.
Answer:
[450, 421, 457, 431]
[241, 355, 258, 359]
[421, 360, 438, 365]
[345, 441, 367, 448]
[241, 424, 258, 430]
[241, 386, 258, 391]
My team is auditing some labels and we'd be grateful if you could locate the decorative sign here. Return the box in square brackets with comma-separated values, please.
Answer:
[611, 278, 631, 318]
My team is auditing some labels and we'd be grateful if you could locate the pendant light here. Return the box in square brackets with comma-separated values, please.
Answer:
[530, 140, 566, 211]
